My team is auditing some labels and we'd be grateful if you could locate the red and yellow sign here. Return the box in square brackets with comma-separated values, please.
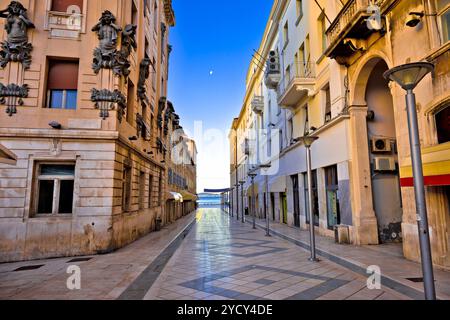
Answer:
[400, 143, 450, 187]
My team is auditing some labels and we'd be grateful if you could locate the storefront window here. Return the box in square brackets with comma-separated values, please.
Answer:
[437, 0, 450, 43]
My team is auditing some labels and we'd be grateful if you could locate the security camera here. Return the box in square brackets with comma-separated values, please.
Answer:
[406, 12, 424, 28]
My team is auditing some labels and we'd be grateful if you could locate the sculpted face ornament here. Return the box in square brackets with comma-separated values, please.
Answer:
[0, 1, 35, 69]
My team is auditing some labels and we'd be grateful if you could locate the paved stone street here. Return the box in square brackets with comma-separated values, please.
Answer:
[0, 208, 412, 300]
[144, 208, 408, 300]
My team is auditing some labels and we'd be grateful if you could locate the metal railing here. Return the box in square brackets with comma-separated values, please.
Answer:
[277, 62, 315, 98]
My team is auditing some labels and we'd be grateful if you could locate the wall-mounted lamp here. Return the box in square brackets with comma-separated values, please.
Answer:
[49, 121, 62, 129]
[406, 11, 437, 28]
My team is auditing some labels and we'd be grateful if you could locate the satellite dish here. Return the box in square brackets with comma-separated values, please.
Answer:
[67, 5, 81, 14]
[366, 4, 383, 31]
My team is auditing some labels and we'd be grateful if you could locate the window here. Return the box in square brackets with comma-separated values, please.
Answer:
[51, 0, 83, 12]
[436, 105, 450, 144]
[324, 84, 331, 123]
[139, 171, 146, 209]
[296, 0, 303, 20]
[153, 1, 158, 34]
[158, 170, 163, 206]
[122, 165, 132, 211]
[303, 170, 319, 226]
[288, 118, 294, 144]
[131, 0, 138, 25]
[304, 105, 309, 135]
[148, 174, 154, 208]
[283, 21, 289, 47]
[127, 81, 135, 125]
[325, 165, 340, 230]
[46, 59, 79, 109]
[35, 163, 75, 215]
[319, 14, 327, 53]
[437, 0, 450, 43]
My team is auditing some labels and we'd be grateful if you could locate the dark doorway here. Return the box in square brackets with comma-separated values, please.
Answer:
[292, 175, 300, 227]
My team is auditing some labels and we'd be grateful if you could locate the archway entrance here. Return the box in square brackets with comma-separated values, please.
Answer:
[364, 59, 403, 243]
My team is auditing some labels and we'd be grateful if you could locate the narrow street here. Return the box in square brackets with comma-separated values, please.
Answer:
[0, 208, 410, 300]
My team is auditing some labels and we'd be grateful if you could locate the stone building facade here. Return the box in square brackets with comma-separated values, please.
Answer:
[0, 0, 197, 263]
[230, 0, 449, 269]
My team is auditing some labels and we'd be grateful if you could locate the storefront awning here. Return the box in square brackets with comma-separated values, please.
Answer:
[270, 176, 287, 193]
[0, 144, 16, 165]
[180, 191, 198, 201]
[167, 192, 183, 202]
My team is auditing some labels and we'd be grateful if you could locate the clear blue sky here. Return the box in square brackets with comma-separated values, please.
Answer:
[168, 1, 273, 192]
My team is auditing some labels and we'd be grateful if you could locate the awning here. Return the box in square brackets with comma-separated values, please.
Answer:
[0, 144, 17, 165]
[400, 143, 450, 187]
[270, 176, 287, 193]
[167, 192, 183, 202]
[180, 191, 198, 201]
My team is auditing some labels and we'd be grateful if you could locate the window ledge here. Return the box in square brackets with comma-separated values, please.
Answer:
[425, 41, 450, 62]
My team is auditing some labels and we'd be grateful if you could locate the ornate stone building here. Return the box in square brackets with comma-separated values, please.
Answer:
[0, 0, 197, 263]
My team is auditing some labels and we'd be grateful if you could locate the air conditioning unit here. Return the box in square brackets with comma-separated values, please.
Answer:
[374, 156, 396, 172]
[371, 138, 392, 153]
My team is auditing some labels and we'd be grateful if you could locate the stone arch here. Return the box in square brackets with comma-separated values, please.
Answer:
[349, 51, 393, 106]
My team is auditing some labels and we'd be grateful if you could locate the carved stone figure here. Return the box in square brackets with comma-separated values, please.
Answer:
[137, 58, 151, 106]
[0, 83, 29, 116]
[92, 11, 122, 74]
[116, 24, 137, 78]
[91, 88, 126, 121]
[0, 1, 35, 69]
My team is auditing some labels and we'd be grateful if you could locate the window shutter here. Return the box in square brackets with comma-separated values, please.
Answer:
[47, 60, 79, 90]
[51, 0, 84, 12]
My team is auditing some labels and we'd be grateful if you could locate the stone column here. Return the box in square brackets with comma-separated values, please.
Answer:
[347, 105, 379, 245]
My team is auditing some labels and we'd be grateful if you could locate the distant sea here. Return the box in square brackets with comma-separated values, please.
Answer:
[197, 193, 221, 207]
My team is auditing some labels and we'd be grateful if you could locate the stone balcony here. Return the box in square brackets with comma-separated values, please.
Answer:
[45, 11, 86, 40]
[277, 62, 315, 108]
[324, 0, 390, 63]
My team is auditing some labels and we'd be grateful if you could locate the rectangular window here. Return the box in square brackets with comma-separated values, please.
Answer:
[325, 165, 340, 230]
[35, 163, 75, 215]
[131, 0, 138, 25]
[319, 14, 327, 53]
[324, 84, 332, 123]
[296, 0, 303, 19]
[122, 165, 132, 211]
[51, 0, 83, 12]
[46, 59, 79, 109]
[148, 174, 154, 208]
[127, 81, 135, 125]
[304, 105, 309, 135]
[437, 0, 450, 43]
[283, 21, 289, 47]
[158, 170, 163, 206]
[436, 105, 450, 144]
[288, 118, 294, 144]
[139, 171, 146, 210]
[303, 170, 319, 226]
